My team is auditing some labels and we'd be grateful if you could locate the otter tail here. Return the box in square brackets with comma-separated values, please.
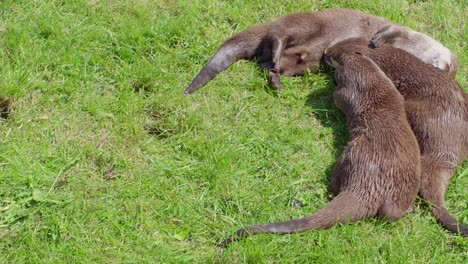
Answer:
[220, 191, 371, 246]
[432, 205, 468, 236]
[419, 157, 468, 237]
[184, 23, 269, 94]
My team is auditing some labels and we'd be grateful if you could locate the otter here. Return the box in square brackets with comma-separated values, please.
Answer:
[184, 8, 389, 94]
[370, 24, 459, 78]
[325, 38, 468, 236]
[220, 52, 421, 246]
[184, 8, 458, 94]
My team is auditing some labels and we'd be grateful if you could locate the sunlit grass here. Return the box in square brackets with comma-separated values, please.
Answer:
[0, 0, 466, 262]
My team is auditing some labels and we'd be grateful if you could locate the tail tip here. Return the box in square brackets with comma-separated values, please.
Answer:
[217, 236, 234, 248]
[433, 207, 468, 236]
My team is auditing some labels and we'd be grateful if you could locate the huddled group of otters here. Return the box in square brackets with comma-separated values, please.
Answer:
[184, 8, 468, 246]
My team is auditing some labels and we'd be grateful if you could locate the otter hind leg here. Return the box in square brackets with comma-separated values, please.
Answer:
[378, 202, 412, 222]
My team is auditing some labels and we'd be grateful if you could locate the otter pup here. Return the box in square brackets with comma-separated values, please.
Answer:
[220, 53, 421, 246]
[325, 38, 468, 236]
[184, 8, 457, 94]
[370, 24, 459, 78]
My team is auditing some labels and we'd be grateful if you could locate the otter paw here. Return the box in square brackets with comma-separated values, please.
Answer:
[369, 35, 385, 48]
[406, 205, 415, 214]
[370, 24, 396, 48]
[269, 71, 283, 91]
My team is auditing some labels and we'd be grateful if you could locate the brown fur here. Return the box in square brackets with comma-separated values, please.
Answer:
[184, 8, 389, 93]
[185, 8, 457, 94]
[220, 53, 421, 246]
[370, 24, 459, 78]
[325, 38, 468, 236]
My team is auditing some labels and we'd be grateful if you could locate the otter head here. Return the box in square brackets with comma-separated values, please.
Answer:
[278, 52, 311, 75]
[324, 37, 371, 66]
[325, 50, 393, 119]
[327, 52, 367, 115]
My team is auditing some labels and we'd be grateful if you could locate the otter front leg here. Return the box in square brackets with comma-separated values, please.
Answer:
[261, 39, 284, 91]
[261, 62, 283, 91]
[269, 70, 283, 91]
[369, 24, 401, 48]
[269, 36, 286, 91]
[271, 36, 286, 91]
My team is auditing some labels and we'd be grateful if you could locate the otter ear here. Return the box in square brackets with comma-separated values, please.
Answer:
[354, 51, 363, 56]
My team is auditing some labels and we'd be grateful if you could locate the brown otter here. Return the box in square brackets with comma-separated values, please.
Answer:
[184, 8, 389, 94]
[325, 38, 468, 236]
[370, 24, 459, 78]
[220, 52, 421, 246]
[184, 8, 458, 94]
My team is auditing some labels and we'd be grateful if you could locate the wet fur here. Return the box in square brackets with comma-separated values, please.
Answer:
[325, 38, 468, 236]
[370, 24, 458, 78]
[220, 53, 421, 246]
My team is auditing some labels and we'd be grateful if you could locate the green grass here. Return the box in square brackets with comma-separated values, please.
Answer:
[0, 0, 467, 263]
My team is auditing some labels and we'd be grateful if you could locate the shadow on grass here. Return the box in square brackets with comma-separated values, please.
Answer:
[303, 74, 348, 192]
[243, 63, 349, 193]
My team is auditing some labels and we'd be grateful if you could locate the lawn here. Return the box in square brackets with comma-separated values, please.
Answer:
[0, 0, 466, 263]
